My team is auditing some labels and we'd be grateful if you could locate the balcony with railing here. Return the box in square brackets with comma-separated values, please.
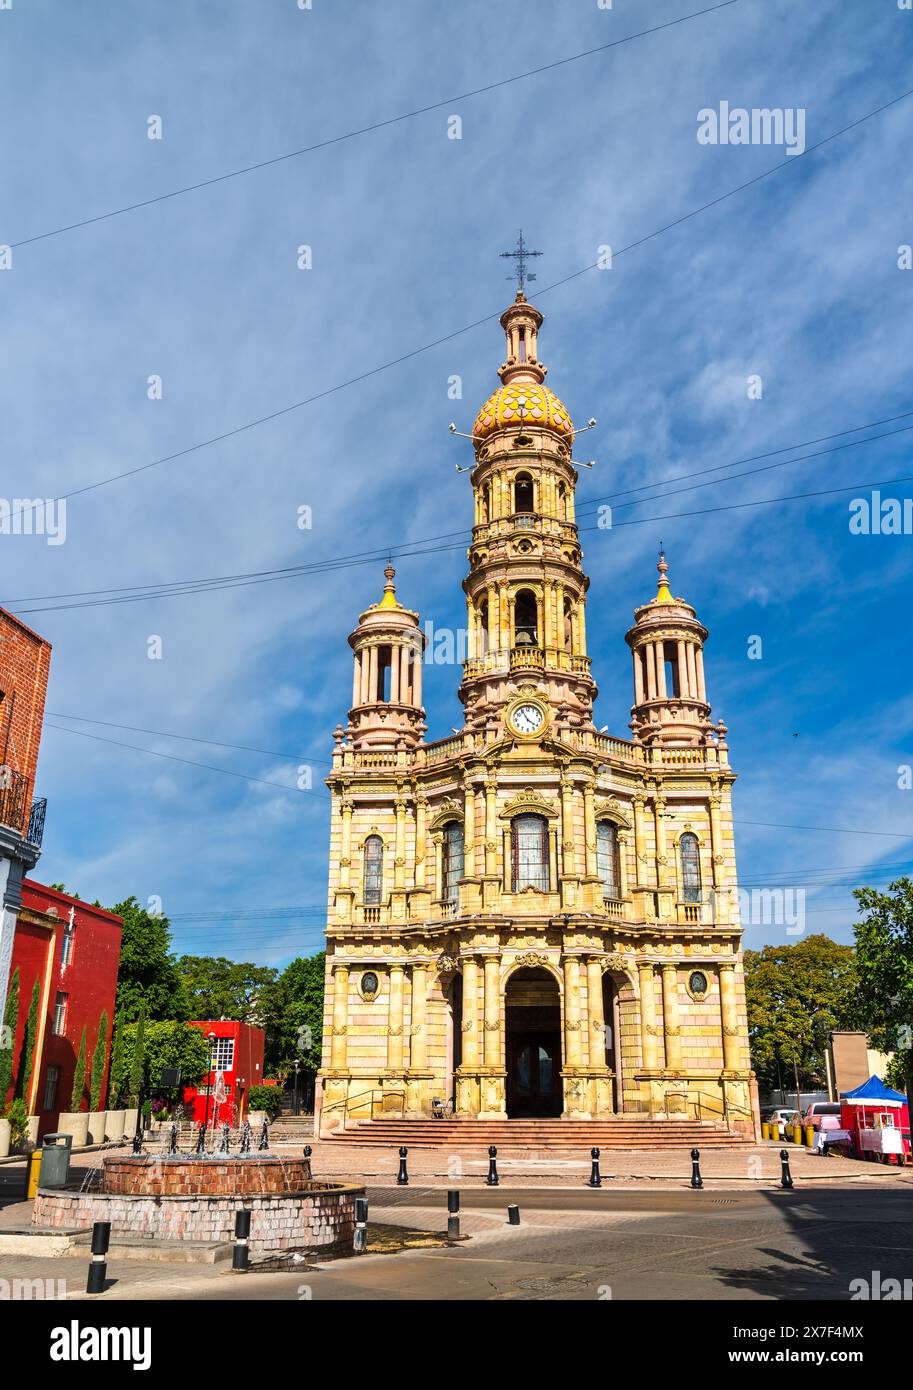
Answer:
[0, 770, 47, 848]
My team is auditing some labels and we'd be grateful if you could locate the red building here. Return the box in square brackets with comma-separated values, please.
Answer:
[183, 1019, 265, 1126]
[4, 881, 122, 1137]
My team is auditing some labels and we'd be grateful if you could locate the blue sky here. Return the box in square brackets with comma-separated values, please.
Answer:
[2, 0, 912, 968]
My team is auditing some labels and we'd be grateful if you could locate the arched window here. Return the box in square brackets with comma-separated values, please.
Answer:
[596, 822, 620, 900]
[363, 835, 384, 905]
[511, 814, 550, 892]
[514, 473, 534, 514]
[514, 589, 538, 646]
[442, 821, 464, 904]
[680, 833, 702, 903]
[557, 482, 567, 521]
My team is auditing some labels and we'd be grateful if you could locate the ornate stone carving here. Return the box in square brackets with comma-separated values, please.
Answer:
[513, 952, 551, 969]
[499, 788, 559, 819]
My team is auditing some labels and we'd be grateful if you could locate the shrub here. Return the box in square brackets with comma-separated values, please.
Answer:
[5, 1098, 29, 1149]
[248, 1085, 284, 1118]
[0, 969, 20, 1108]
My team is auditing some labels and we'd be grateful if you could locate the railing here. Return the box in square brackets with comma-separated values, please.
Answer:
[322, 1086, 407, 1125]
[0, 769, 29, 837]
[27, 797, 47, 848]
[602, 897, 625, 919]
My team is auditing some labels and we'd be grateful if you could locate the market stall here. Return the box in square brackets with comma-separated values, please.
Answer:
[838, 1075, 911, 1165]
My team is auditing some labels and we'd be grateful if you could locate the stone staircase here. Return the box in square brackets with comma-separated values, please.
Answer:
[327, 1116, 746, 1151]
[268, 1116, 315, 1143]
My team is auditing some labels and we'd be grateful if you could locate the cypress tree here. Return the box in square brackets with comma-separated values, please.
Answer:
[109, 1010, 125, 1109]
[90, 1010, 109, 1112]
[15, 979, 40, 1104]
[0, 970, 20, 1111]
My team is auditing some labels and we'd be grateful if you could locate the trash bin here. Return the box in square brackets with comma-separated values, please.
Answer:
[39, 1133, 73, 1189]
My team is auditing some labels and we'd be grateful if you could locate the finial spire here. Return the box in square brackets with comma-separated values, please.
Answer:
[380, 561, 398, 608]
[655, 545, 673, 603]
[499, 230, 543, 294]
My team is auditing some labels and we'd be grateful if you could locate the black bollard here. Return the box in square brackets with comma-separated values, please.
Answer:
[232, 1209, 251, 1272]
[447, 1189, 460, 1240]
[486, 1145, 499, 1187]
[303, 1144, 313, 1181]
[588, 1146, 602, 1188]
[86, 1220, 111, 1294]
[690, 1147, 703, 1189]
[507, 1204, 520, 1225]
[779, 1148, 794, 1189]
[353, 1196, 368, 1254]
[132, 1126, 143, 1156]
[397, 1145, 409, 1186]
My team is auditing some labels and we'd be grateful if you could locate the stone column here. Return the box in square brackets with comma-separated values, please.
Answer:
[410, 964, 428, 1071]
[413, 795, 426, 888]
[653, 794, 668, 887]
[645, 643, 657, 699]
[351, 654, 361, 708]
[339, 800, 353, 890]
[676, 639, 688, 698]
[368, 644, 378, 703]
[359, 648, 370, 705]
[587, 957, 605, 1066]
[560, 777, 576, 878]
[633, 648, 644, 705]
[577, 596, 587, 654]
[394, 798, 406, 890]
[583, 782, 597, 879]
[686, 642, 698, 702]
[655, 641, 668, 699]
[483, 955, 501, 1068]
[718, 963, 740, 1070]
[387, 963, 405, 1071]
[390, 645, 401, 703]
[661, 965, 681, 1070]
[498, 582, 509, 651]
[330, 964, 349, 1070]
[484, 778, 498, 877]
[555, 582, 565, 649]
[617, 832, 629, 898]
[638, 962, 658, 1070]
[487, 582, 497, 653]
[463, 782, 476, 878]
[563, 956, 583, 1067]
[412, 637, 423, 709]
[695, 646, 707, 702]
[461, 956, 480, 1070]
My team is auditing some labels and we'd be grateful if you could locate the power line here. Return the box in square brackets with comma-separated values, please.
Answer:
[45, 711, 311, 761]
[7, 1, 741, 251]
[7, 404, 911, 613]
[11, 463, 913, 618]
[42, 721, 329, 799]
[9, 79, 912, 529]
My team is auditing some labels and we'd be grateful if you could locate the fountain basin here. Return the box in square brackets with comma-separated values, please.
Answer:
[32, 1154, 363, 1259]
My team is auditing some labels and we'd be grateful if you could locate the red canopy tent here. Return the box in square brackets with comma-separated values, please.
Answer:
[839, 1075, 911, 1165]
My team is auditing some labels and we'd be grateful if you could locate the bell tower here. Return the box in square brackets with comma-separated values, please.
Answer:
[458, 291, 596, 736]
[625, 551, 715, 747]
[346, 565, 426, 749]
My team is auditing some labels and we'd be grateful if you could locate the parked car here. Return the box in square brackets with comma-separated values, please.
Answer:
[760, 1106, 801, 1131]
[803, 1101, 843, 1131]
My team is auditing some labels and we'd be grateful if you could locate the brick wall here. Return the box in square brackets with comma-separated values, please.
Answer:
[0, 608, 52, 824]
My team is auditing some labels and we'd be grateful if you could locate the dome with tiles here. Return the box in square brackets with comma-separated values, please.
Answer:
[473, 381, 574, 443]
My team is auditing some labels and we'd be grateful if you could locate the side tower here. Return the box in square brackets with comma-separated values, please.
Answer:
[316, 283, 756, 1141]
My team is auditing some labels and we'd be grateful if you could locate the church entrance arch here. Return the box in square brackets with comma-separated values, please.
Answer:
[505, 967, 562, 1118]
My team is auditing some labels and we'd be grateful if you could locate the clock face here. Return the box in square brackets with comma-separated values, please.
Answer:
[511, 702, 545, 735]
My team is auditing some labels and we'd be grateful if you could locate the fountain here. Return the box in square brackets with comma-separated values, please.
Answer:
[31, 1126, 363, 1261]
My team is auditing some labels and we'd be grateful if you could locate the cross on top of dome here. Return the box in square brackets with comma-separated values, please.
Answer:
[499, 229, 543, 294]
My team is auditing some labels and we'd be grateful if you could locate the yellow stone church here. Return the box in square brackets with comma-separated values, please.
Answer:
[316, 288, 757, 1141]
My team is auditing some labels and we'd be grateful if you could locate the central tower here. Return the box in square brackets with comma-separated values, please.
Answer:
[460, 292, 595, 738]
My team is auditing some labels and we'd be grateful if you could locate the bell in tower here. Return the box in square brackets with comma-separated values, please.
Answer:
[346, 565, 426, 749]
[624, 551, 715, 747]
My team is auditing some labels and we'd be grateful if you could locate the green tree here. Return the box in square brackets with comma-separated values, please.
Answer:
[0, 968, 20, 1111]
[265, 953, 325, 1076]
[175, 955, 278, 1024]
[744, 934, 856, 1093]
[110, 897, 190, 1022]
[108, 1011, 125, 1108]
[128, 1002, 147, 1102]
[14, 979, 40, 1104]
[90, 1011, 109, 1112]
[64, 1027, 88, 1113]
[110, 1020, 210, 1104]
[851, 877, 913, 1125]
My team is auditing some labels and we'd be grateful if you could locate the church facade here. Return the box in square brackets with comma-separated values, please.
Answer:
[316, 291, 756, 1139]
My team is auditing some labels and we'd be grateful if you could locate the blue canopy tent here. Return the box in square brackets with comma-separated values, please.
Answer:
[840, 1075, 906, 1105]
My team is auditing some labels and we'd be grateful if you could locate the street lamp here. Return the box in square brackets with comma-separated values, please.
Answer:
[203, 1031, 216, 1136]
[293, 1060, 301, 1117]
